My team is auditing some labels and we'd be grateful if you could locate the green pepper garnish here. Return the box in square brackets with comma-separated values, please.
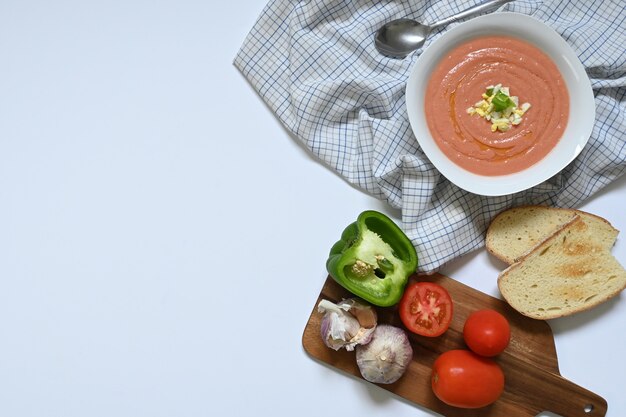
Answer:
[486, 87, 494, 96]
[492, 90, 515, 112]
[326, 211, 418, 307]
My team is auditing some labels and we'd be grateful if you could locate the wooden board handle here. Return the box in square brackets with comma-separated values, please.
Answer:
[508, 360, 607, 417]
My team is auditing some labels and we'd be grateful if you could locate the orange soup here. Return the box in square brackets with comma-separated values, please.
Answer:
[424, 36, 569, 176]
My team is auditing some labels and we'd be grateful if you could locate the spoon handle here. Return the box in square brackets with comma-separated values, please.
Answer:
[429, 0, 513, 30]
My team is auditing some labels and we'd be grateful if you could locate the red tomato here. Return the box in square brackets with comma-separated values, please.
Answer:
[463, 309, 511, 357]
[399, 282, 453, 337]
[431, 349, 505, 409]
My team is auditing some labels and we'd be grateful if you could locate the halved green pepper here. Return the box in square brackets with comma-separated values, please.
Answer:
[326, 211, 418, 307]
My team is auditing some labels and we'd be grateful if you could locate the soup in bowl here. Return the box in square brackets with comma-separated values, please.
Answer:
[405, 13, 594, 196]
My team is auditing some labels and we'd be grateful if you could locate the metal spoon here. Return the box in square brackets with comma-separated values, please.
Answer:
[375, 0, 513, 58]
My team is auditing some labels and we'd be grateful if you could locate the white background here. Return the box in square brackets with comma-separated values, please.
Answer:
[1, 1, 624, 416]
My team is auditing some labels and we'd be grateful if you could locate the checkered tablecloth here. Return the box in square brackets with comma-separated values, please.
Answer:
[234, 0, 626, 272]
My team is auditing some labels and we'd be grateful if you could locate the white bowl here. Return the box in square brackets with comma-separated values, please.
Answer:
[405, 12, 595, 196]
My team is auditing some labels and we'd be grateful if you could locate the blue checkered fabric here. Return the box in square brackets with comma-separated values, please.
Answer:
[234, 0, 626, 272]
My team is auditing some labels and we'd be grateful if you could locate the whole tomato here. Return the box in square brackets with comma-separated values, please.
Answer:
[463, 309, 511, 357]
[431, 349, 504, 408]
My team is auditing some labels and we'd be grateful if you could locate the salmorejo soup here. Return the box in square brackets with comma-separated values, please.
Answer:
[424, 36, 569, 176]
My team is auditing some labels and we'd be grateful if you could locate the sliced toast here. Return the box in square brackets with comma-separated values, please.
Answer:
[497, 215, 626, 320]
[486, 206, 619, 264]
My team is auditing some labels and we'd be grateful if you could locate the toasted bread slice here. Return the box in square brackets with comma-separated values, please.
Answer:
[486, 206, 619, 264]
[497, 216, 626, 320]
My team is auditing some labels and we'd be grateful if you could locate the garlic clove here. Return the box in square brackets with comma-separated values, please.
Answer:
[339, 298, 377, 329]
[318, 298, 377, 351]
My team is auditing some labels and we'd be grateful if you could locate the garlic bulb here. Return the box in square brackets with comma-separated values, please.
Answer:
[355, 324, 413, 384]
[318, 298, 377, 351]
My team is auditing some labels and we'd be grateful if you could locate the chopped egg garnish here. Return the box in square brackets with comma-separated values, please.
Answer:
[466, 84, 531, 132]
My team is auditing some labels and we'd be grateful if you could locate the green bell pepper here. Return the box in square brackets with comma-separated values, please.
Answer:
[326, 210, 418, 307]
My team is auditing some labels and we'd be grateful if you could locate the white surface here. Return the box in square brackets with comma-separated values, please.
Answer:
[406, 13, 595, 196]
[0, 2, 624, 417]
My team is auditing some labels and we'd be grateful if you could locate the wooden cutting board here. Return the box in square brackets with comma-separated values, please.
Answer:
[302, 273, 607, 417]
